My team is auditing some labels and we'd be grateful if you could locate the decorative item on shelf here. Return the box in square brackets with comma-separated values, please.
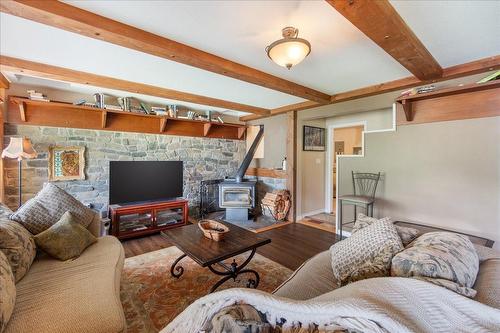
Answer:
[117, 97, 131, 111]
[416, 85, 435, 94]
[282, 157, 287, 171]
[217, 116, 224, 124]
[151, 106, 167, 115]
[266, 26, 311, 70]
[198, 220, 229, 242]
[261, 190, 291, 222]
[27, 89, 50, 102]
[477, 70, 499, 83]
[303, 125, 325, 151]
[168, 105, 178, 118]
[1, 137, 38, 207]
[48, 146, 85, 181]
[73, 99, 86, 106]
[187, 111, 198, 120]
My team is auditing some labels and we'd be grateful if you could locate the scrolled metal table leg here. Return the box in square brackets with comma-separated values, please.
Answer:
[238, 269, 260, 289]
[170, 253, 187, 278]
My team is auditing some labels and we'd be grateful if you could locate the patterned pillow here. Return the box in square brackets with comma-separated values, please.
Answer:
[34, 211, 97, 261]
[391, 232, 479, 298]
[352, 214, 420, 246]
[330, 220, 403, 286]
[10, 183, 95, 235]
[0, 217, 36, 283]
[0, 251, 16, 333]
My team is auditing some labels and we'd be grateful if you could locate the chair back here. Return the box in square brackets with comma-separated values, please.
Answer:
[352, 171, 380, 198]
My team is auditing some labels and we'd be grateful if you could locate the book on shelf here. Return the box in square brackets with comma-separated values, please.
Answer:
[477, 70, 500, 84]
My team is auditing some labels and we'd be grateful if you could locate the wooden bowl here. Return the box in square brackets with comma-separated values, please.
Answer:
[198, 220, 229, 242]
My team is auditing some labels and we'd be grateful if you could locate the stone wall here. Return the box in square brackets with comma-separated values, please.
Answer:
[246, 175, 287, 214]
[4, 124, 245, 215]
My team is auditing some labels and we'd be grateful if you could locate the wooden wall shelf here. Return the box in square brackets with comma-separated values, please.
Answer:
[396, 80, 500, 122]
[7, 97, 246, 140]
[245, 167, 286, 179]
[395, 81, 500, 125]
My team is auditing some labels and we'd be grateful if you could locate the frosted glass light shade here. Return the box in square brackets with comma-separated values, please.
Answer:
[266, 27, 311, 70]
[1, 137, 37, 161]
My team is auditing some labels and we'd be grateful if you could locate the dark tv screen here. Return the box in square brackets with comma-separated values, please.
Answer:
[109, 161, 183, 205]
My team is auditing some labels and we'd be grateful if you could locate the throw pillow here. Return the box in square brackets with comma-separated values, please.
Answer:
[330, 220, 403, 286]
[352, 214, 420, 246]
[391, 231, 479, 298]
[0, 217, 36, 283]
[34, 211, 97, 261]
[0, 251, 16, 333]
[10, 183, 95, 235]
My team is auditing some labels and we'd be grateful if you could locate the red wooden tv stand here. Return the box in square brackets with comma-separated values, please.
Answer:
[109, 199, 188, 240]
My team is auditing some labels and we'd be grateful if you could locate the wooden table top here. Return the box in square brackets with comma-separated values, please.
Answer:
[161, 221, 271, 267]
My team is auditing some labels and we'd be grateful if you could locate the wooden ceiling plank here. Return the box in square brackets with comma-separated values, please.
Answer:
[0, 0, 331, 103]
[326, 0, 442, 80]
[240, 55, 500, 121]
[0, 56, 270, 115]
[0, 72, 10, 89]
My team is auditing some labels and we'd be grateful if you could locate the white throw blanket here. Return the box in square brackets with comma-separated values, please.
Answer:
[162, 277, 500, 333]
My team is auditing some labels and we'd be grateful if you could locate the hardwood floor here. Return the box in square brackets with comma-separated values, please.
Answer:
[121, 223, 338, 270]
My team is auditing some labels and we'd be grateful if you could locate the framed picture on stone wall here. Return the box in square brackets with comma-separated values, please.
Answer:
[48, 146, 85, 181]
[303, 125, 325, 151]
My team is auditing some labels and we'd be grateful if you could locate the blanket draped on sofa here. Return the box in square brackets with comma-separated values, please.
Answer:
[162, 277, 500, 333]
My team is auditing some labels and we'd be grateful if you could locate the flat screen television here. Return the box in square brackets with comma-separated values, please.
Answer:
[109, 161, 183, 205]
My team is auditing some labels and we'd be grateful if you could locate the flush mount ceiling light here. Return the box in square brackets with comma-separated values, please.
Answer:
[266, 27, 311, 70]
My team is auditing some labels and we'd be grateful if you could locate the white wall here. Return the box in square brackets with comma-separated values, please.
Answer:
[248, 113, 287, 169]
[339, 116, 500, 249]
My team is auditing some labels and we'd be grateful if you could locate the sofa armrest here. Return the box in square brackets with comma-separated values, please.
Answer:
[87, 212, 103, 237]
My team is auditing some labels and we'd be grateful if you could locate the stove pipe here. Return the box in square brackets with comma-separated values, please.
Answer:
[235, 125, 264, 183]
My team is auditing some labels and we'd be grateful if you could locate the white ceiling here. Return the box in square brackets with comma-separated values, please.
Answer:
[1, 0, 499, 115]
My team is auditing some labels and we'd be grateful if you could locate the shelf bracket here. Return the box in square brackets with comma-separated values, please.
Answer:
[19, 102, 26, 122]
[101, 110, 108, 128]
[203, 123, 212, 137]
[400, 100, 413, 121]
[160, 117, 168, 132]
[237, 127, 246, 139]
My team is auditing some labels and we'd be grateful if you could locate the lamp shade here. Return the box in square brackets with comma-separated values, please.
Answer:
[1, 137, 37, 161]
[266, 27, 311, 70]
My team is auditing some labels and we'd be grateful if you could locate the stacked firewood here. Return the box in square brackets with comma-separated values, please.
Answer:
[261, 190, 291, 221]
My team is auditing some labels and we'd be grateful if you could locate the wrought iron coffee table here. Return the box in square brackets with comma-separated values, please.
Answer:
[161, 221, 271, 293]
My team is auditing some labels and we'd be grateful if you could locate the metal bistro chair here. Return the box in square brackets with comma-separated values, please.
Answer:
[338, 171, 381, 239]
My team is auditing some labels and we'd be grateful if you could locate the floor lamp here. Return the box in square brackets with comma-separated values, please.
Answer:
[1, 137, 37, 208]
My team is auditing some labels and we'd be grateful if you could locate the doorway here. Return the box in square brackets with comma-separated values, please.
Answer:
[325, 122, 366, 219]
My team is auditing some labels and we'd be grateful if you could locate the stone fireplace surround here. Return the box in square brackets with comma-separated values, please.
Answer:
[3, 124, 246, 215]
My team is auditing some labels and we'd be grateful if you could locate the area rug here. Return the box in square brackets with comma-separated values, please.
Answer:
[121, 246, 293, 333]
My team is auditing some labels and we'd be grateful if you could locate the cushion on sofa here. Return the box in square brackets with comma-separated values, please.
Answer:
[391, 232, 479, 298]
[0, 218, 36, 283]
[473, 259, 500, 309]
[10, 183, 95, 235]
[4, 236, 126, 333]
[273, 250, 337, 300]
[352, 214, 420, 246]
[330, 220, 403, 286]
[34, 211, 97, 261]
[0, 251, 16, 333]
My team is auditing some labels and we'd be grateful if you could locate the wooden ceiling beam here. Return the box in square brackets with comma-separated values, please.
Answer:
[326, 0, 443, 80]
[0, 72, 10, 89]
[0, 56, 270, 115]
[0, 0, 331, 104]
[240, 55, 500, 121]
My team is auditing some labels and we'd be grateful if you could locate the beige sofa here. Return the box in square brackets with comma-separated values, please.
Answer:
[4, 212, 126, 333]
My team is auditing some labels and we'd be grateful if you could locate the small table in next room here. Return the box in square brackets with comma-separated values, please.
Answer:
[161, 221, 271, 293]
